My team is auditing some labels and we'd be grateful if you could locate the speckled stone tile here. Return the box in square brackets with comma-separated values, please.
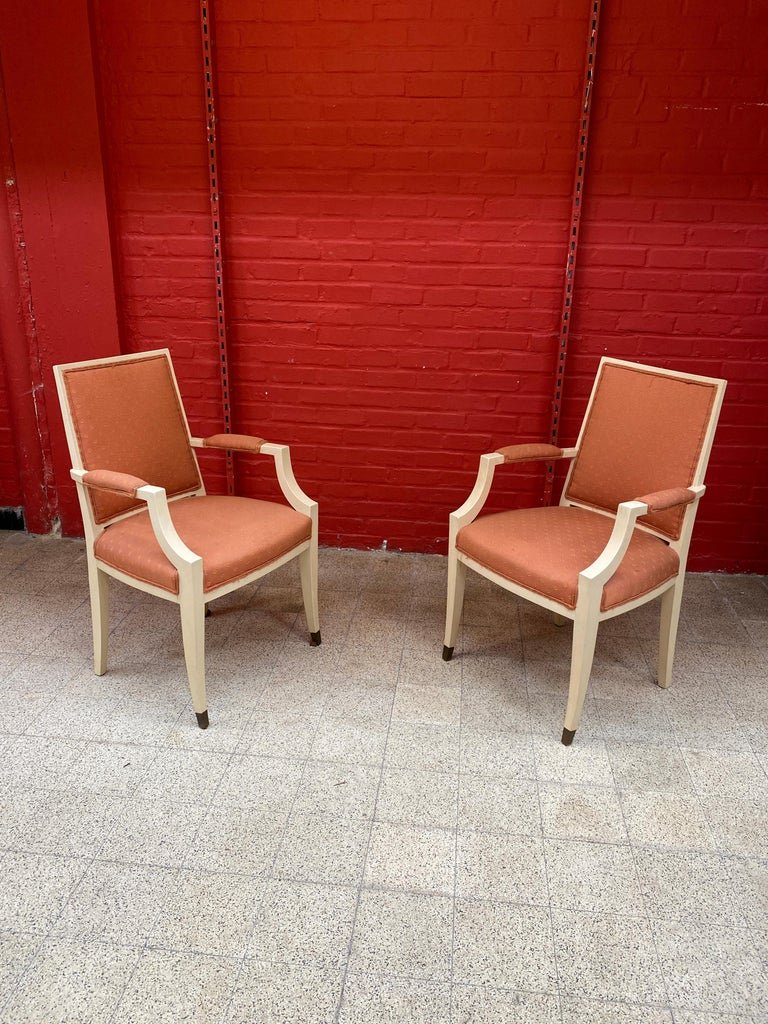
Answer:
[553, 911, 667, 1004]
[452, 986, 561, 1023]
[238, 711, 319, 760]
[247, 880, 356, 967]
[0, 932, 42, 1013]
[113, 949, 241, 1023]
[559, 999, 673, 1023]
[97, 797, 206, 867]
[310, 717, 388, 765]
[339, 975, 451, 1023]
[293, 761, 380, 819]
[273, 813, 370, 886]
[539, 783, 628, 843]
[457, 832, 548, 905]
[620, 790, 715, 851]
[681, 747, 768, 799]
[460, 730, 536, 778]
[375, 768, 458, 829]
[135, 747, 230, 806]
[634, 848, 746, 927]
[0, 852, 87, 933]
[453, 900, 557, 990]
[533, 735, 615, 786]
[215, 754, 304, 819]
[545, 839, 643, 915]
[224, 961, 342, 1024]
[605, 742, 695, 794]
[52, 860, 175, 945]
[349, 890, 452, 981]
[183, 804, 284, 876]
[652, 919, 768, 1015]
[700, 792, 768, 856]
[364, 822, 455, 895]
[385, 721, 460, 773]
[458, 774, 542, 835]
[149, 870, 263, 957]
[63, 740, 157, 797]
[3, 939, 139, 1024]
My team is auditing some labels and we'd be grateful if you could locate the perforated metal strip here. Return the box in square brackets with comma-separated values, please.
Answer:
[200, 0, 234, 494]
[543, 0, 601, 504]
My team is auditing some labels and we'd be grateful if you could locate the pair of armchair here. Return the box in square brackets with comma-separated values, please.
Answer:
[54, 351, 725, 744]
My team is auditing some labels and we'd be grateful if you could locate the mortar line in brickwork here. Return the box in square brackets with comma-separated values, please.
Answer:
[199, 0, 234, 494]
[543, 0, 602, 506]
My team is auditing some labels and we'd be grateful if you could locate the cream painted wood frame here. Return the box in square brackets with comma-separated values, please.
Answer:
[443, 357, 727, 745]
[54, 349, 320, 730]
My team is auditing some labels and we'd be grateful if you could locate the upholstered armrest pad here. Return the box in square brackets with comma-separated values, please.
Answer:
[495, 443, 564, 463]
[636, 487, 696, 513]
[202, 433, 266, 453]
[83, 470, 149, 497]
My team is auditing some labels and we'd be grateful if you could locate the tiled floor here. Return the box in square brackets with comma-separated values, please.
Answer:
[1, 528, 767, 1023]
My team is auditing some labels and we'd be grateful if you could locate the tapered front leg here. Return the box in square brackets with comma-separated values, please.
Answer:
[561, 603, 600, 745]
[658, 577, 684, 688]
[180, 589, 207, 728]
[443, 554, 466, 661]
[87, 561, 109, 676]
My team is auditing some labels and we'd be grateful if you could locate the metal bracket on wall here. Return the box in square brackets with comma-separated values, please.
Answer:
[543, 0, 601, 505]
[199, 0, 235, 495]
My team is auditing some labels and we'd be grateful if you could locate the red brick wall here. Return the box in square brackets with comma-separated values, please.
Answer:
[0, 353, 21, 508]
[90, 0, 767, 570]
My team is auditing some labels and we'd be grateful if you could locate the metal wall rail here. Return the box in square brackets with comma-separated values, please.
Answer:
[543, 0, 602, 504]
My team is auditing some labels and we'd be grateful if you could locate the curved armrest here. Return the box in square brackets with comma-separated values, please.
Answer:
[197, 433, 266, 453]
[80, 469, 149, 497]
[449, 452, 505, 541]
[578, 484, 704, 602]
[635, 487, 698, 513]
[496, 443, 566, 463]
[135, 485, 202, 572]
[260, 443, 317, 519]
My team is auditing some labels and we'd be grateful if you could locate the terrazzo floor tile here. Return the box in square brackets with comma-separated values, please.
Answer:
[2, 939, 139, 1024]
[559, 999, 673, 1023]
[0, 851, 87, 933]
[634, 848, 746, 927]
[620, 790, 715, 851]
[2, 536, 766, 1023]
[553, 911, 667, 1005]
[452, 900, 557, 990]
[539, 783, 628, 843]
[273, 813, 371, 886]
[545, 839, 643, 915]
[456, 831, 548, 904]
[149, 870, 263, 957]
[339, 975, 451, 1024]
[246, 879, 357, 967]
[652, 919, 768, 1016]
[349, 890, 453, 981]
[52, 860, 176, 945]
[113, 949, 242, 1023]
[457, 774, 542, 835]
[375, 767, 458, 828]
[183, 804, 284, 876]
[451, 986, 561, 1024]
[224, 962, 342, 1024]
[364, 821, 455, 895]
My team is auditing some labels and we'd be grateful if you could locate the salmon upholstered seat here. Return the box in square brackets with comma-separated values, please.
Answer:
[95, 495, 312, 595]
[54, 349, 321, 731]
[443, 357, 726, 747]
[457, 505, 679, 611]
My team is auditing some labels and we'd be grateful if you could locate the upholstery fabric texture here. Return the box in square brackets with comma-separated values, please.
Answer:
[62, 354, 202, 525]
[457, 505, 680, 611]
[495, 443, 563, 463]
[94, 495, 311, 594]
[565, 363, 717, 540]
[83, 470, 149, 497]
[203, 433, 266, 452]
[636, 487, 696, 513]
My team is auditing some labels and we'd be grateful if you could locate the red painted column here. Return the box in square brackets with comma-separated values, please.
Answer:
[0, 0, 120, 535]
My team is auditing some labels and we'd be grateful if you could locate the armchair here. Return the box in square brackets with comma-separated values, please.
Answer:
[443, 358, 726, 745]
[54, 349, 320, 729]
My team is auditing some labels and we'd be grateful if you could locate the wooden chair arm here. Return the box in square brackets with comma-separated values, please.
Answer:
[79, 469, 149, 497]
[192, 433, 266, 453]
[495, 443, 574, 463]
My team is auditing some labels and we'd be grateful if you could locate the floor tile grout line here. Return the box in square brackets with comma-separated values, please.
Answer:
[331, 580, 413, 1024]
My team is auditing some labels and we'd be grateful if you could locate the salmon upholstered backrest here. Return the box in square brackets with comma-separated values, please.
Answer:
[564, 361, 723, 541]
[58, 352, 202, 524]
